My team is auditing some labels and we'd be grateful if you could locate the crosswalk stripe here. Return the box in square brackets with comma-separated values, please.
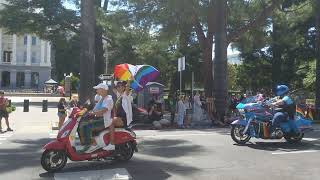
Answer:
[0, 138, 7, 141]
[54, 168, 132, 180]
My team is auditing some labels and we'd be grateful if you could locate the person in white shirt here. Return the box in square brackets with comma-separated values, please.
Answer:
[177, 95, 186, 128]
[193, 92, 202, 122]
[79, 83, 114, 152]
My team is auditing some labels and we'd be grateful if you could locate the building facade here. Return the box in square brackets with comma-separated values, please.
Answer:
[0, 0, 52, 90]
[0, 28, 52, 90]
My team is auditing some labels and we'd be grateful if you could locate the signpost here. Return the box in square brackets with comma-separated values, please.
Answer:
[178, 56, 185, 95]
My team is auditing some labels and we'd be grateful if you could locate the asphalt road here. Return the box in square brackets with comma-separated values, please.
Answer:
[1, 107, 320, 180]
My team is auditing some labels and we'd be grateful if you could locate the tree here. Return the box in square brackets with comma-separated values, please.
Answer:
[0, 0, 80, 79]
[315, 0, 320, 120]
[79, 0, 95, 103]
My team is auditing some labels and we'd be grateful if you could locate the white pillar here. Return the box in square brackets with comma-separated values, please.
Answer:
[25, 70, 32, 88]
[0, 29, 2, 63]
[26, 35, 31, 65]
[40, 40, 45, 66]
[46, 42, 51, 66]
[12, 34, 17, 65]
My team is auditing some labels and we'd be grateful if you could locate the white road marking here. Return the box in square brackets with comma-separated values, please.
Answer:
[54, 168, 132, 180]
[303, 138, 319, 141]
[0, 134, 13, 138]
[0, 138, 6, 141]
[272, 150, 319, 155]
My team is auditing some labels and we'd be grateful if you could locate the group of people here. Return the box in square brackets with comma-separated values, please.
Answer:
[0, 91, 13, 133]
[57, 81, 133, 153]
[165, 92, 203, 128]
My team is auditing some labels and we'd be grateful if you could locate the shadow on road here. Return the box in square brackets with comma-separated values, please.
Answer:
[235, 140, 320, 152]
[233, 130, 320, 152]
[138, 139, 205, 158]
[51, 156, 199, 180]
[0, 138, 53, 178]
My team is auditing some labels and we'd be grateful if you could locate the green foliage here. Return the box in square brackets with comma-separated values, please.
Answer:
[59, 75, 80, 90]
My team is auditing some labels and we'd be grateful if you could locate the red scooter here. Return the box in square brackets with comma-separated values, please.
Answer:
[41, 107, 137, 172]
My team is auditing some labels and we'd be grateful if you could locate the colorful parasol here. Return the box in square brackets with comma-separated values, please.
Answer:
[114, 63, 136, 81]
[130, 65, 160, 92]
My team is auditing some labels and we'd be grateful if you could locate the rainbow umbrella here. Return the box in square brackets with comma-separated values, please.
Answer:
[130, 65, 160, 92]
[114, 63, 136, 81]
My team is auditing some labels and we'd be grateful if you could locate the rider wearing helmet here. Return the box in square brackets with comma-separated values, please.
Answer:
[270, 85, 295, 137]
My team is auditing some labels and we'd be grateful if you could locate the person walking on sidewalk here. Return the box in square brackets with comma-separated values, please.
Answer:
[57, 98, 67, 129]
[177, 95, 186, 128]
[0, 91, 13, 133]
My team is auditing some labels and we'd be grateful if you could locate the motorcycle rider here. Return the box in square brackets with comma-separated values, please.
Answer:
[270, 85, 296, 137]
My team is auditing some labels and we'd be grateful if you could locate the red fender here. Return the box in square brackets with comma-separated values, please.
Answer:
[43, 140, 66, 150]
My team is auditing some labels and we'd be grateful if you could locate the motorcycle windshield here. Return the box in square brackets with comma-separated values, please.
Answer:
[236, 103, 245, 109]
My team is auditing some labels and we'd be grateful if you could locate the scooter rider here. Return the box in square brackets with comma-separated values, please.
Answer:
[270, 85, 295, 137]
[79, 83, 114, 153]
[108, 81, 133, 148]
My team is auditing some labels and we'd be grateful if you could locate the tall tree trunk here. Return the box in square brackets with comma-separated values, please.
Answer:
[95, 25, 105, 83]
[80, 0, 96, 103]
[95, 0, 105, 83]
[271, 19, 282, 87]
[213, 0, 228, 122]
[203, 46, 213, 97]
[50, 43, 57, 80]
[315, 0, 320, 120]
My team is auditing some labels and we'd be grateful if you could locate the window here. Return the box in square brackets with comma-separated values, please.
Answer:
[3, 51, 12, 63]
[23, 51, 27, 62]
[31, 72, 39, 88]
[31, 52, 36, 63]
[1, 71, 10, 87]
[16, 72, 25, 88]
[24, 36, 28, 45]
[32, 36, 37, 45]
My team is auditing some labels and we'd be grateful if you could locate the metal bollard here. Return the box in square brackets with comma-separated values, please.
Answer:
[42, 100, 48, 112]
[23, 99, 29, 112]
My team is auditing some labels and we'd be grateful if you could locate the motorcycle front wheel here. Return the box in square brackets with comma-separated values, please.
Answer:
[231, 125, 251, 144]
[41, 150, 67, 173]
[284, 132, 304, 144]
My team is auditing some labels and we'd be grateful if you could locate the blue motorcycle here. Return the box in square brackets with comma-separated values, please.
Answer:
[230, 97, 313, 144]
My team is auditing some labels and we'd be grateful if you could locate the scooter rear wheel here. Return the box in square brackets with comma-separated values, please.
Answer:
[41, 150, 67, 172]
[116, 142, 135, 162]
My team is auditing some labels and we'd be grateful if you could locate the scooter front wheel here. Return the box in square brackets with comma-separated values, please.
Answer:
[231, 125, 251, 144]
[41, 150, 67, 172]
